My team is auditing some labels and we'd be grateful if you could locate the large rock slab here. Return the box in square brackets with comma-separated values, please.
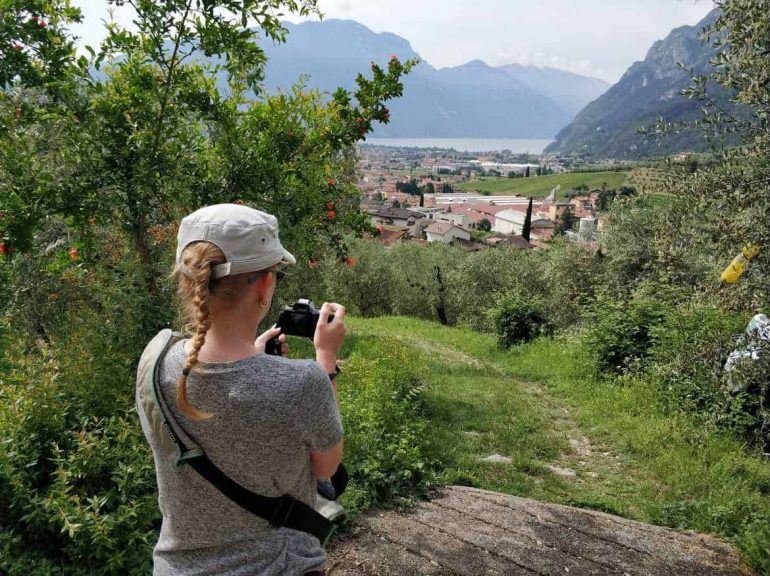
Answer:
[328, 486, 752, 576]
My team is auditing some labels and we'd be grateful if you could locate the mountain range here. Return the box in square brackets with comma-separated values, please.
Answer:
[545, 9, 738, 158]
[260, 20, 610, 139]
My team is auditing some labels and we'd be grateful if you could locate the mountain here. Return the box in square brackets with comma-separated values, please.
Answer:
[260, 20, 609, 139]
[545, 9, 737, 159]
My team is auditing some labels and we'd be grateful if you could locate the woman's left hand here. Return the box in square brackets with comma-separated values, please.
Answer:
[254, 327, 288, 357]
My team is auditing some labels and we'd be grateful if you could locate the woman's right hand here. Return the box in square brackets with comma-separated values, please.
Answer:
[314, 302, 346, 371]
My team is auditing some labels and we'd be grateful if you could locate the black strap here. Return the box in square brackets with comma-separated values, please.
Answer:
[186, 455, 334, 544]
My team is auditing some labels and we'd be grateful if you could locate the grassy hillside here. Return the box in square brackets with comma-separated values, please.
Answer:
[456, 170, 631, 197]
[339, 316, 770, 572]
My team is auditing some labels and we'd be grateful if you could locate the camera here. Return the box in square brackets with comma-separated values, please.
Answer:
[265, 299, 334, 355]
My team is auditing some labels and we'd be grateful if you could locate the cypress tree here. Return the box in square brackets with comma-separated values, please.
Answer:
[419, 192, 424, 207]
[522, 196, 533, 241]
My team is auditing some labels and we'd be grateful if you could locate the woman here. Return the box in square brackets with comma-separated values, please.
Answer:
[137, 204, 345, 576]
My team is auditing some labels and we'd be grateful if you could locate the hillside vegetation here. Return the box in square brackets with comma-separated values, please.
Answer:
[344, 316, 770, 572]
[456, 170, 631, 197]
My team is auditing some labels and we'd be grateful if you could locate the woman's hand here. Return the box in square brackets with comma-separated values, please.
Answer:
[254, 326, 288, 357]
[314, 302, 346, 372]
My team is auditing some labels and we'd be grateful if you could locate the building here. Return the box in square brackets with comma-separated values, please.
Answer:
[485, 233, 536, 249]
[365, 207, 425, 238]
[494, 209, 555, 239]
[374, 227, 408, 248]
[425, 221, 471, 244]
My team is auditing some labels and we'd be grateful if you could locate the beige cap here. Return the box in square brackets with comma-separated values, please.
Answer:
[176, 204, 296, 279]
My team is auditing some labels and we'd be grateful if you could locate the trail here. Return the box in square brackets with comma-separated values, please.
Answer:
[334, 321, 754, 575]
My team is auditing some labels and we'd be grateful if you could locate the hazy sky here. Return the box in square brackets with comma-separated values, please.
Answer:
[71, 0, 714, 83]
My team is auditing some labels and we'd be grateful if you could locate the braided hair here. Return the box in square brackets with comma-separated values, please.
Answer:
[173, 242, 226, 420]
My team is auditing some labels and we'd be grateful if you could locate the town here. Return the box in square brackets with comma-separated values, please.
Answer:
[357, 144, 614, 251]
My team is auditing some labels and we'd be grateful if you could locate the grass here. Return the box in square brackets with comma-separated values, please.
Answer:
[341, 316, 770, 573]
[456, 170, 631, 197]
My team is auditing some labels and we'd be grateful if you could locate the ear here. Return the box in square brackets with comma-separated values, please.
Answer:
[251, 270, 273, 302]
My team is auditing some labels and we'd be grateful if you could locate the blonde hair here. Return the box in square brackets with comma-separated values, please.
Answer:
[173, 241, 268, 420]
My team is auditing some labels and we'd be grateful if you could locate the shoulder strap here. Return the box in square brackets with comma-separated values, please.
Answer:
[137, 329, 336, 545]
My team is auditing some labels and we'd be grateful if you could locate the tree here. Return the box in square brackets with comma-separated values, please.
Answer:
[424, 182, 435, 194]
[536, 166, 542, 176]
[525, 166, 531, 178]
[0, 0, 417, 299]
[478, 218, 492, 232]
[441, 182, 454, 194]
[419, 192, 424, 207]
[522, 197, 533, 241]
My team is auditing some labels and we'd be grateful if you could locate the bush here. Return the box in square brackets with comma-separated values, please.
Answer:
[488, 293, 552, 348]
[648, 301, 748, 415]
[337, 337, 434, 514]
[586, 283, 673, 375]
[720, 342, 770, 449]
[448, 247, 547, 332]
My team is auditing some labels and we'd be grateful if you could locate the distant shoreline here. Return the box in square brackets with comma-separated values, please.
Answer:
[363, 138, 554, 154]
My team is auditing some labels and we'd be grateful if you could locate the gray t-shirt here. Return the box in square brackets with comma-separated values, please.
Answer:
[136, 338, 343, 576]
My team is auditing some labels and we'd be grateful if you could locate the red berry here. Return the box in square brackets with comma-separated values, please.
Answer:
[308, 258, 318, 269]
[327, 201, 335, 210]
[15, 108, 22, 118]
[69, 247, 78, 261]
[0, 242, 6, 256]
[327, 178, 336, 187]
[327, 210, 336, 220]
[346, 257, 357, 268]
[39, 20, 47, 28]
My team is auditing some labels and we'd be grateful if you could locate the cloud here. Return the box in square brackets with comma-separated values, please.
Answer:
[492, 49, 607, 81]
[325, 0, 353, 16]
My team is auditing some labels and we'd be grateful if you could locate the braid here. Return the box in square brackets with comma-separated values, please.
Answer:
[176, 246, 217, 420]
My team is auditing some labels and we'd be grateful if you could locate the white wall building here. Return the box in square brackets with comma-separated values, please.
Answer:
[425, 221, 471, 244]
[494, 209, 553, 236]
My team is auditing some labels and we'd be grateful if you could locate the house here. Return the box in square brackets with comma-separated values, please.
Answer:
[485, 233, 535, 249]
[425, 221, 471, 244]
[494, 209, 555, 240]
[453, 237, 488, 252]
[365, 207, 426, 238]
[374, 227, 408, 248]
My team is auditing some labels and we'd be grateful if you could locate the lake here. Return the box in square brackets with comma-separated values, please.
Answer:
[364, 138, 554, 154]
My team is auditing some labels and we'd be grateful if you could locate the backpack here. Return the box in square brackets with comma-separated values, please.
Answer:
[136, 329, 347, 546]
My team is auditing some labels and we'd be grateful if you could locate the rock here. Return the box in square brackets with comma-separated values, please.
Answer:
[546, 464, 577, 478]
[481, 454, 512, 464]
[328, 486, 752, 575]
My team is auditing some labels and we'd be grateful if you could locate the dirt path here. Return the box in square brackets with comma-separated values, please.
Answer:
[328, 486, 753, 576]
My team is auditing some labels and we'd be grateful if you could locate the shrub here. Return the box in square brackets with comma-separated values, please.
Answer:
[586, 283, 673, 375]
[719, 341, 770, 449]
[448, 247, 546, 332]
[488, 293, 552, 348]
[337, 337, 434, 514]
[648, 301, 748, 415]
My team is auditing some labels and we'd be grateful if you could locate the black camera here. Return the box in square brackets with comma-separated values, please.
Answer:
[265, 299, 334, 355]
